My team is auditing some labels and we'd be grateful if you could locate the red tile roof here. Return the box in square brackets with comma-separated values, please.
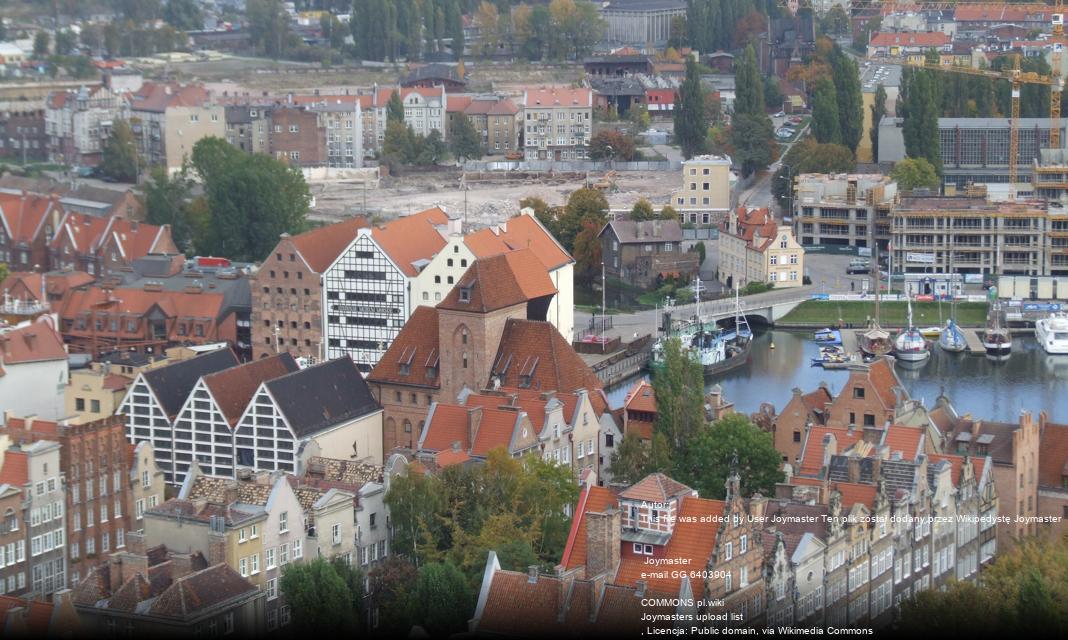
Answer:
[0, 271, 95, 303]
[491, 319, 603, 394]
[419, 403, 525, 457]
[419, 404, 469, 452]
[0, 191, 60, 244]
[130, 82, 212, 112]
[561, 484, 620, 570]
[831, 481, 877, 509]
[434, 448, 471, 467]
[372, 207, 449, 277]
[366, 305, 440, 388]
[869, 32, 951, 48]
[798, 427, 863, 476]
[52, 211, 173, 261]
[0, 450, 28, 486]
[0, 595, 55, 636]
[882, 425, 924, 460]
[0, 318, 68, 367]
[623, 379, 656, 413]
[59, 286, 228, 332]
[438, 249, 557, 313]
[289, 216, 369, 273]
[524, 86, 593, 108]
[1038, 421, 1068, 488]
[201, 353, 299, 426]
[466, 212, 573, 271]
[619, 473, 692, 503]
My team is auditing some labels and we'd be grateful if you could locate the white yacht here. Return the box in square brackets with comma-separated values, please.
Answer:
[1036, 313, 1068, 354]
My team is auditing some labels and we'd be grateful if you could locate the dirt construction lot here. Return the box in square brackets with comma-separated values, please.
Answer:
[308, 168, 681, 228]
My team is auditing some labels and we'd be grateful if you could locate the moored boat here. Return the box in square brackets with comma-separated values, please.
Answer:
[894, 298, 930, 362]
[1035, 313, 1068, 354]
[859, 325, 893, 357]
[983, 301, 1012, 360]
[939, 318, 967, 353]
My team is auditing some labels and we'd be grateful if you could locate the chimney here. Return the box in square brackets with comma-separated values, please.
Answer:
[584, 507, 621, 578]
[108, 554, 126, 593]
[847, 456, 861, 483]
[822, 433, 838, 468]
[170, 553, 194, 579]
[527, 565, 539, 584]
[125, 531, 146, 555]
[207, 533, 227, 565]
[467, 406, 483, 450]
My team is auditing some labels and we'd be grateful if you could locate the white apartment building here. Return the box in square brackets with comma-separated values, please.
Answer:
[303, 96, 365, 168]
[373, 86, 447, 146]
[522, 87, 593, 161]
[44, 85, 128, 167]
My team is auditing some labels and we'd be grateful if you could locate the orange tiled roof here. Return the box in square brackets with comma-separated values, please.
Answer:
[0, 595, 55, 636]
[59, 286, 228, 326]
[561, 485, 620, 570]
[798, 427, 863, 476]
[438, 249, 557, 313]
[0, 191, 60, 244]
[623, 379, 656, 413]
[0, 319, 67, 367]
[52, 211, 173, 261]
[0, 450, 28, 485]
[130, 82, 212, 112]
[1037, 421, 1068, 488]
[614, 495, 724, 593]
[1, 271, 96, 303]
[466, 213, 573, 271]
[289, 216, 368, 273]
[524, 86, 592, 108]
[201, 353, 299, 426]
[419, 403, 524, 457]
[831, 481, 877, 509]
[866, 358, 901, 411]
[366, 305, 440, 388]
[371, 207, 449, 277]
[434, 448, 471, 467]
[882, 425, 924, 460]
[869, 32, 951, 48]
[619, 473, 692, 503]
[491, 319, 603, 394]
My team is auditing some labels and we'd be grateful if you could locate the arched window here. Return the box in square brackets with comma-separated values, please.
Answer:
[403, 420, 412, 433]
[462, 352, 468, 369]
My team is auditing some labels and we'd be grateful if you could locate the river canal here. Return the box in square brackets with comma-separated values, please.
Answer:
[605, 329, 1068, 422]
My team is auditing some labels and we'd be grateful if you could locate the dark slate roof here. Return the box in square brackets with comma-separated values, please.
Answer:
[265, 357, 382, 437]
[141, 348, 239, 418]
[601, 219, 684, 244]
[148, 564, 257, 619]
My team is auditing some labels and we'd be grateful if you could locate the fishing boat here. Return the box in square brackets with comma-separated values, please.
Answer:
[650, 280, 752, 376]
[1035, 312, 1068, 354]
[814, 328, 842, 344]
[983, 300, 1012, 360]
[939, 318, 967, 353]
[894, 298, 930, 362]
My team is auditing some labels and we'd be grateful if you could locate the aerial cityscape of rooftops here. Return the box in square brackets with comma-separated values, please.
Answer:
[3, 0, 1068, 637]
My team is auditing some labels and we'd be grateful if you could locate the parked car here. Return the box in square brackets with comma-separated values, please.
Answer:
[788, 116, 803, 125]
[774, 110, 786, 117]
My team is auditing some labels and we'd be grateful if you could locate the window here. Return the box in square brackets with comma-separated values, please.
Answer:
[266, 578, 278, 600]
[293, 539, 303, 559]
[333, 523, 342, 545]
[251, 553, 260, 575]
[853, 387, 865, 399]
[250, 525, 258, 539]
[279, 511, 289, 533]
[725, 542, 733, 561]
[740, 535, 748, 553]
[239, 557, 248, 577]
[266, 547, 276, 569]
[280, 543, 289, 565]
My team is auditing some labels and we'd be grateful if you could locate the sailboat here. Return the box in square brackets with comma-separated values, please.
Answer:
[894, 297, 930, 362]
[650, 280, 752, 376]
[983, 299, 1012, 360]
[939, 293, 966, 353]
[858, 244, 893, 357]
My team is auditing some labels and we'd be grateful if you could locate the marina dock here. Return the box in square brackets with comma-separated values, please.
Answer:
[842, 331, 859, 355]
[961, 328, 986, 355]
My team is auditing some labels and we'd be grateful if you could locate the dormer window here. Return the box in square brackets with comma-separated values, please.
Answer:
[459, 287, 470, 303]
[853, 387, 865, 399]
[651, 510, 660, 524]
[398, 363, 410, 376]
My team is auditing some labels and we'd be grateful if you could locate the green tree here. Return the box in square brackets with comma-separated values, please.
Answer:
[674, 56, 709, 159]
[449, 115, 483, 162]
[659, 204, 679, 221]
[412, 562, 473, 636]
[734, 42, 765, 116]
[163, 0, 204, 31]
[900, 67, 942, 170]
[248, 0, 290, 58]
[629, 198, 655, 221]
[192, 137, 311, 261]
[33, 31, 50, 58]
[556, 187, 608, 250]
[729, 113, 776, 178]
[772, 139, 855, 207]
[831, 47, 863, 152]
[610, 431, 673, 485]
[141, 166, 198, 252]
[382, 120, 417, 166]
[675, 414, 783, 499]
[387, 89, 405, 125]
[0, 263, 9, 284]
[820, 6, 849, 35]
[890, 157, 940, 191]
[811, 77, 842, 145]
[589, 129, 636, 161]
[870, 84, 887, 162]
[54, 30, 76, 55]
[416, 129, 447, 165]
[667, 14, 687, 49]
[280, 557, 359, 633]
[369, 557, 418, 636]
[853, 15, 880, 51]
[571, 218, 602, 285]
[100, 120, 139, 183]
[652, 337, 706, 457]
[764, 76, 784, 113]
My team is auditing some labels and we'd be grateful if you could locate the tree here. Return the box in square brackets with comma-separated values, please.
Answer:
[853, 15, 880, 51]
[660, 204, 679, 221]
[279, 557, 360, 633]
[831, 46, 863, 152]
[321, 13, 347, 50]
[589, 130, 636, 161]
[474, 1, 502, 58]
[382, 120, 416, 166]
[652, 337, 706, 458]
[163, 0, 204, 31]
[890, 157, 940, 191]
[248, 0, 289, 58]
[0, 263, 9, 284]
[556, 187, 608, 250]
[675, 414, 783, 499]
[729, 113, 776, 178]
[734, 43, 765, 117]
[416, 129, 447, 165]
[764, 76, 784, 113]
[900, 67, 942, 170]
[870, 84, 887, 162]
[141, 166, 198, 252]
[772, 139, 856, 207]
[369, 557, 419, 636]
[33, 31, 50, 58]
[387, 89, 405, 125]
[54, 30, 77, 55]
[100, 120, 139, 183]
[820, 6, 849, 35]
[667, 15, 687, 49]
[811, 77, 842, 145]
[449, 115, 483, 161]
[411, 562, 473, 637]
[629, 198, 655, 221]
[674, 57, 709, 159]
[191, 137, 311, 261]
[610, 431, 673, 485]
[571, 218, 602, 285]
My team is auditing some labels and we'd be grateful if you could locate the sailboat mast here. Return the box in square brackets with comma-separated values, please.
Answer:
[874, 242, 881, 325]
